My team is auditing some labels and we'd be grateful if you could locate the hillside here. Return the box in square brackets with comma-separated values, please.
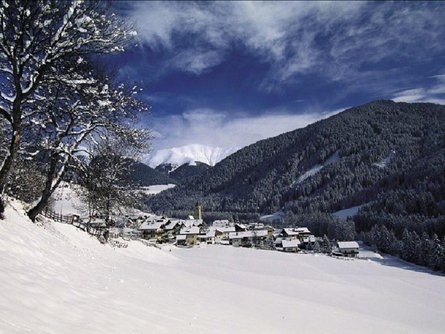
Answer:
[126, 159, 177, 186]
[1, 200, 445, 333]
[147, 101, 444, 213]
[145, 101, 445, 259]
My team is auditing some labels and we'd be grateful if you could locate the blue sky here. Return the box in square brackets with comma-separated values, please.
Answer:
[112, 1, 445, 154]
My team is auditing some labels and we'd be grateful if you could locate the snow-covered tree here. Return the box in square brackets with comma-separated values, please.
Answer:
[0, 0, 136, 194]
[26, 64, 149, 221]
[77, 134, 148, 220]
[323, 234, 332, 254]
[313, 239, 321, 253]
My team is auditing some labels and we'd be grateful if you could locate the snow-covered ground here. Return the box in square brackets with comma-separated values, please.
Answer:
[51, 182, 86, 216]
[1, 200, 445, 333]
[333, 202, 372, 220]
[137, 184, 176, 195]
[373, 150, 396, 169]
[51, 182, 169, 218]
[259, 210, 284, 223]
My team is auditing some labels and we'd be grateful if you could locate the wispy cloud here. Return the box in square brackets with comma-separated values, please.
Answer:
[129, 2, 445, 89]
[148, 107, 343, 152]
[391, 74, 445, 105]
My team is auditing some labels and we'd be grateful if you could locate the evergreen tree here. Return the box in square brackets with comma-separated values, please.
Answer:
[323, 235, 332, 254]
[313, 240, 321, 253]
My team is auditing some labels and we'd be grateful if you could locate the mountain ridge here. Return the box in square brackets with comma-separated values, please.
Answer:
[145, 100, 445, 228]
[145, 144, 236, 168]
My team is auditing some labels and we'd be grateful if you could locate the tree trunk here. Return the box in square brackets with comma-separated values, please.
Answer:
[0, 79, 24, 194]
[27, 153, 61, 221]
[0, 115, 21, 194]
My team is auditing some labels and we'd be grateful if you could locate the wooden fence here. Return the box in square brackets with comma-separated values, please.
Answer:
[42, 209, 94, 234]
[42, 208, 79, 224]
[41, 208, 128, 247]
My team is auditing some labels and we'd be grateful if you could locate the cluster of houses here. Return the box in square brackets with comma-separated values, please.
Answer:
[106, 214, 359, 256]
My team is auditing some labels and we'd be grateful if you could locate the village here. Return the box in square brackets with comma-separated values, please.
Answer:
[47, 203, 360, 257]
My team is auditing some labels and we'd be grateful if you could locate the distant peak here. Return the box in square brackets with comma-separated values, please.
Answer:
[145, 144, 236, 168]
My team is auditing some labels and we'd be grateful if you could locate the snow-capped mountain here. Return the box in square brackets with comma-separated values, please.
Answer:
[145, 144, 236, 169]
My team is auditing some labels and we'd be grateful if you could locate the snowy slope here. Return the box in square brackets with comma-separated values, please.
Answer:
[295, 150, 339, 185]
[1, 201, 445, 333]
[137, 184, 176, 195]
[146, 144, 235, 168]
[333, 202, 372, 220]
[51, 182, 86, 216]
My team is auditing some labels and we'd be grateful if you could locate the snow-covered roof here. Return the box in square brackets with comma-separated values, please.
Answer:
[212, 219, 231, 227]
[295, 227, 311, 234]
[337, 241, 359, 249]
[235, 223, 247, 230]
[180, 226, 200, 235]
[254, 230, 268, 237]
[164, 220, 182, 230]
[176, 235, 186, 241]
[139, 221, 165, 231]
[282, 228, 299, 236]
[199, 231, 215, 239]
[229, 230, 268, 240]
[216, 226, 236, 233]
[229, 232, 245, 240]
[183, 219, 203, 228]
[282, 239, 300, 248]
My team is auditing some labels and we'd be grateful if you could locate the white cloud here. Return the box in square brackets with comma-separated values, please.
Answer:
[148, 107, 343, 153]
[391, 74, 445, 105]
[167, 50, 225, 75]
[129, 2, 445, 87]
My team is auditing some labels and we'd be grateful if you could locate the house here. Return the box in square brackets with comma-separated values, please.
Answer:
[199, 230, 216, 244]
[163, 219, 184, 242]
[176, 234, 187, 246]
[235, 223, 247, 232]
[178, 226, 201, 246]
[212, 219, 231, 227]
[282, 239, 300, 252]
[274, 237, 283, 249]
[251, 230, 269, 248]
[215, 226, 236, 242]
[228, 232, 245, 247]
[138, 219, 167, 240]
[278, 227, 315, 249]
[183, 218, 203, 228]
[229, 230, 269, 248]
[281, 228, 300, 240]
[122, 227, 141, 239]
[336, 241, 360, 257]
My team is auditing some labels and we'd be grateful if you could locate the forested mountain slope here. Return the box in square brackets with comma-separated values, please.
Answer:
[146, 101, 444, 218]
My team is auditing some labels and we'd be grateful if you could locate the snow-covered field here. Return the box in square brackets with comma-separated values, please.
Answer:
[1, 201, 445, 333]
[137, 184, 176, 196]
